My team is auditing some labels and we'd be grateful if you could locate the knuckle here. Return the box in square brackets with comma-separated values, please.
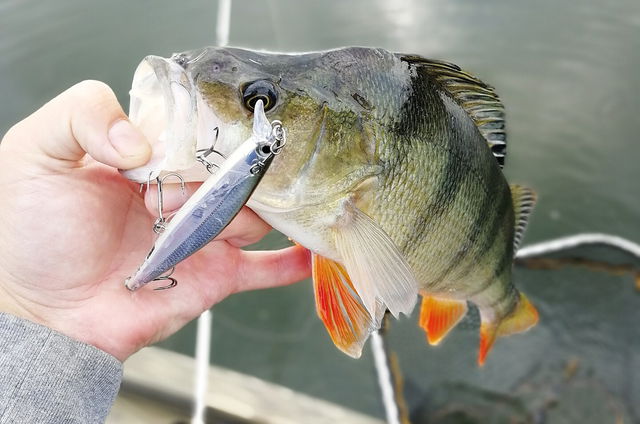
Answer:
[71, 80, 114, 98]
[1, 120, 30, 149]
[67, 80, 124, 122]
[2, 122, 22, 144]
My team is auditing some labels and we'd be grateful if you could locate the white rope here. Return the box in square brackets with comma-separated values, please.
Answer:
[191, 3, 232, 423]
[371, 330, 401, 424]
[516, 233, 640, 259]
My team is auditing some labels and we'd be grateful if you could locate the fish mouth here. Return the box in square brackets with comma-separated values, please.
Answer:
[121, 55, 218, 183]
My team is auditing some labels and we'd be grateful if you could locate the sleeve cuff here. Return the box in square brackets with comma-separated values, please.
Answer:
[0, 313, 123, 423]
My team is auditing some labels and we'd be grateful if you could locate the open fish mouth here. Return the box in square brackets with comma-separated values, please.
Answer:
[121, 55, 219, 183]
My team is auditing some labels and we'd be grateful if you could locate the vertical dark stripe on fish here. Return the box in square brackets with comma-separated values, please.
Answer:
[467, 240, 512, 299]
[428, 166, 503, 287]
[399, 138, 465, 253]
[455, 181, 512, 288]
[488, 279, 516, 309]
[391, 64, 441, 139]
[396, 69, 468, 252]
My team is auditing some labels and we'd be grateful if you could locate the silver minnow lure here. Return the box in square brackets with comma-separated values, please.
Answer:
[125, 100, 285, 291]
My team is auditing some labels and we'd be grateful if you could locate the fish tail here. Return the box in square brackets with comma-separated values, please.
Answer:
[478, 292, 539, 366]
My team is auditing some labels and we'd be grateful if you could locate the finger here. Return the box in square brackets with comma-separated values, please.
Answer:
[144, 182, 201, 216]
[215, 207, 273, 247]
[236, 245, 312, 292]
[3, 80, 151, 169]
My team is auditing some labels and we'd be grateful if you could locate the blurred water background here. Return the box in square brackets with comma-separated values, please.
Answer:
[1, 0, 639, 422]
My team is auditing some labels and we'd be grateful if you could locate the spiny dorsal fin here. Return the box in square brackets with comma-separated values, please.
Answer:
[510, 185, 537, 250]
[399, 55, 507, 168]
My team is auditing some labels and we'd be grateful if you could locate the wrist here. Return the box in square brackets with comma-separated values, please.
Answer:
[0, 284, 41, 327]
[0, 283, 128, 361]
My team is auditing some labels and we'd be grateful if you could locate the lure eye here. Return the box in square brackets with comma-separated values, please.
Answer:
[242, 80, 278, 112]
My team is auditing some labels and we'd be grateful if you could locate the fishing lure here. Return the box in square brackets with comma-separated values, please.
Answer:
[125, 100, 286, 291]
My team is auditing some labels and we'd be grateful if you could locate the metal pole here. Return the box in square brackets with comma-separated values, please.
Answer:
[371, 327, 401, 424]
[192, 309, 212, 424]
[191, 2, 232, 423]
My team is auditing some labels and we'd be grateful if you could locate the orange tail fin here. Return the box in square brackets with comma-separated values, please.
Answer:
[312, 253, 373, 358]
[478, 293, 539, 366]
[419, 296, 468, 345]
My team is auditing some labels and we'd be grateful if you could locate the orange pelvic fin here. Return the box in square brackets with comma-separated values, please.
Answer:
[419, 296, 468, 345]
[312, 253, 373, 358]
[478, 293, 539, 366]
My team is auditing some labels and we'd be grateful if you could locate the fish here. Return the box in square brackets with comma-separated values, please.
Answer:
[123, 46, 539, 365]
[124, 99, 284, 291]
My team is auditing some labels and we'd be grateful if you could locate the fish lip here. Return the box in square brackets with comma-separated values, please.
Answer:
[121, 55, 199, 183]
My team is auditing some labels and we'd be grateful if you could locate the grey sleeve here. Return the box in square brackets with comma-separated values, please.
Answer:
[0, 313, 123, 424]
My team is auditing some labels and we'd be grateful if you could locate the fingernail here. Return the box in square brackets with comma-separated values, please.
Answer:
[108, 120, 150, 158]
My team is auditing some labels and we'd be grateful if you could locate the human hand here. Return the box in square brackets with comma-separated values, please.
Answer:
[0, 81, 310, 361]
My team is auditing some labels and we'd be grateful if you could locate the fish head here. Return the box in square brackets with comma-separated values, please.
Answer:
[187, 47, 385, 211]
[124, 47, 388, 212]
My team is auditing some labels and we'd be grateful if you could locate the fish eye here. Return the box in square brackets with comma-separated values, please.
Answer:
[242, 80, 278, 112]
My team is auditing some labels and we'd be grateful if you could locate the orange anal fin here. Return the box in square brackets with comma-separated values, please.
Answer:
[419, 296, 468, 346]
[312, 253, 373, 358]
[478, 293, 539, 366]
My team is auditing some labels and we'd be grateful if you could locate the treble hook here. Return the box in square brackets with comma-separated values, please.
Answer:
[196, 127, 227, 174]
[152, 267, 178, 290]
[148, 172, 186, 234]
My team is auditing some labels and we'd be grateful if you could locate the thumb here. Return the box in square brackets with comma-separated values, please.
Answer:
[2, 80, 151, 170]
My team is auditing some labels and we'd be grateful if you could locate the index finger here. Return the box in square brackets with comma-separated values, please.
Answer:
[1, 80, 151, 170]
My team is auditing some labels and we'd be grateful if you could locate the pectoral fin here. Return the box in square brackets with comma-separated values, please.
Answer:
[312, 253, 373, 358]
[419, 296, 468, 345]
[332, 206, 419, 320]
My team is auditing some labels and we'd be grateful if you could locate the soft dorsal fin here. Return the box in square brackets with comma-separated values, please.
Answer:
[510, 185, 537, 250]
[399, 55, 507, 167]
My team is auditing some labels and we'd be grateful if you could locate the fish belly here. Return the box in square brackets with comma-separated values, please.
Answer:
[249, 199, 343, 262]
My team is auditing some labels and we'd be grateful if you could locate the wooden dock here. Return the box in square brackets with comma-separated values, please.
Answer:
[107, 347, 384, 424]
